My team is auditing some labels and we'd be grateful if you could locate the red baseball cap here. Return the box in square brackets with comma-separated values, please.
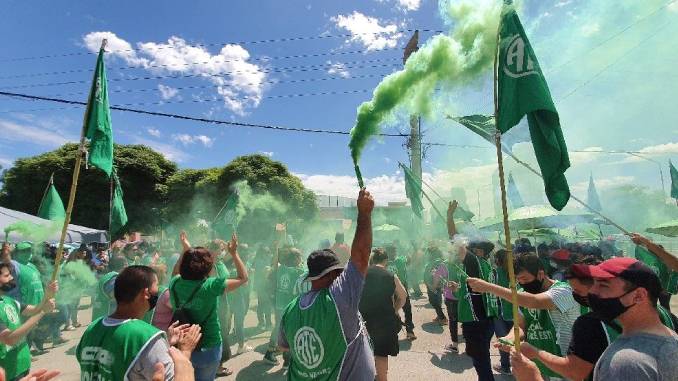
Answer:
[585, 257, 662, 298]
[550, 249, 570, 261]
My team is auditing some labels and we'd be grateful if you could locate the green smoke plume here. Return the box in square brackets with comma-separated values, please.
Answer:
[58, 260, 97, 304]
[349, 0, 502, 163]
[3, 220, 62, 243]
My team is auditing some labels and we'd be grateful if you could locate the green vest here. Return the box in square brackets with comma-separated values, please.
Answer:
[386, 256, 408, 285]
[282, 289, 348, 381]
[457, 254, 498, 322]
[77, 317, 164, 381]
[495, 267, 513, 321]
[92, 271, 118, 321]
[520, 281, 568, 378]
[276, 265, 304, 311]
[18, 262, 44, 306]
[0, 296, 31, 380]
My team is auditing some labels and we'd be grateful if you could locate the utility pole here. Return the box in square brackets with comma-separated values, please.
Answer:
[404, 31, 423, 190]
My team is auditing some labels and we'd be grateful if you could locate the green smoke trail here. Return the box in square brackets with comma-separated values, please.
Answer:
[58, 260, 97, 304]
[349, 0, 502, 164]
[3, 220, 62, 243]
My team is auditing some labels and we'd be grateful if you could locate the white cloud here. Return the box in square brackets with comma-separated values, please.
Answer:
[259, 151, 274, 157]
[82, 31, 266, 115]
[580, 22, 600, 37]
[0, 119, 77, 147]
[669, 2, 678, 12]
[396, 0, 421, 11]
[571, 176, 635, 196]
[157, 84, 179, 100]
[0, 156, 13, 167]
[331, 12, 402, 51]
[147, 128, 161, 137]
[555, 0, 573, 8]
[613, 142, 678, 164]
[172, 133, 214, 147]
[126, 134, 189, 162]
[326, 61, 350, 78]
[568, 146, 605, 165]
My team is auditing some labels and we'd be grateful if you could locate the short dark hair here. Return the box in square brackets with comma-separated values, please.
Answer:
[180, 247, 214, 280]
[114, 265, 156, 304]
[371, 248, 388, 264]
[514, 253, 543, 277]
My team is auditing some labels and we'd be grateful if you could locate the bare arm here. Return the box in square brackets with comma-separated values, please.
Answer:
[172, 231, 191, 276]
[351, 188, 374, 276]
[466, 278, 556, 310]
[632, 233, 678, 272]
[531, 351, 593, 381]
[225, 233, 248, 293]
[447, 200, 458, 239]
[393, 275, 407, 311]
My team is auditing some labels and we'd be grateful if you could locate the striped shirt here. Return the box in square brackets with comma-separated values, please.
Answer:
[545, 283, 580, 354]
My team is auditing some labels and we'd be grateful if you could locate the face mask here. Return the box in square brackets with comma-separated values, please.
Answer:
[572, 292, 589, 307]
[520, 278, 543, 294]
[0, 280, 17, 292]
[587, 289, 636, 322]
[148, 292, 159, 310]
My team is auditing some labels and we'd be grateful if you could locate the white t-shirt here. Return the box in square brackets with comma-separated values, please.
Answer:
[545, 284, 580, 354]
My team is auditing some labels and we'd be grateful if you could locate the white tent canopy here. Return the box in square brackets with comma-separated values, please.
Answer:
[0, 206, 107, 244]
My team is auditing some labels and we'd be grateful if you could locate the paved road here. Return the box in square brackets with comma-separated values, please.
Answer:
[32, 295, 678, 380]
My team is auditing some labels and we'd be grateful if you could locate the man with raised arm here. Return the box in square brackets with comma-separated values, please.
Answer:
[279, 188, 376, 381]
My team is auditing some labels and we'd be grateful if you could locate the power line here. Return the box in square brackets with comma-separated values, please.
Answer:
[0, 60, 400, 90]
[0, 47, 401, 80]
[0, 90, 407, 137]
[0, 29, 444, 63]
[43, 72, 391, 98]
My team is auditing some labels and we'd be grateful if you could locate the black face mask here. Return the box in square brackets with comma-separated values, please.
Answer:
[572, 292, 589, 307]
[0, 280, 17, 292]
[520, 278, 543, 294]
[587, 289, 636, 323]
[148, 293, 159, 310]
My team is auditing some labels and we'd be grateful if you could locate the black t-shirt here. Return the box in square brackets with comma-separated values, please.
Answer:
[567, 312, 620, 364]
[464, 253, 488, 320]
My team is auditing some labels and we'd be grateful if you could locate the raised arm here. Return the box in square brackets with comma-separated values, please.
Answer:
[172, 231, 191, 276]
[632, 233, 678, 272]
[351, 188, 374, 275]
[1, 299, 55, 346]
[447, 200, 458, 239]
[225, 233, 249, 293]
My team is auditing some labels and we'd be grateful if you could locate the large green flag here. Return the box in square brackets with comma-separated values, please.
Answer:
[37, 175, 65, 221]
[497, 6, 570, 211]
[84, 45, 114, 177]
[670, 160, 678, 199]
[110, 172, 128, 237]
[587, 173, 603, 212]
[400, 163, 424, 218]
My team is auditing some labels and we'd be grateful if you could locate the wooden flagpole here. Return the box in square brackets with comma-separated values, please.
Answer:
[51, 39, 107, 282]
[492, 21, 522, 351]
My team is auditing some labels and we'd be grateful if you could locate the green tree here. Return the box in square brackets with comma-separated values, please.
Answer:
[0, 143, 177, 234]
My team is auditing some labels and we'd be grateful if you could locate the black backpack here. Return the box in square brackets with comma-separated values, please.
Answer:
[170, 279, 211, 325]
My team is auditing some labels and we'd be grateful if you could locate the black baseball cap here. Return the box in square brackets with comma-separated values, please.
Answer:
[306, 249, 344, 281]
[584, 257, 662, 299]
[468, 239, 495, 254]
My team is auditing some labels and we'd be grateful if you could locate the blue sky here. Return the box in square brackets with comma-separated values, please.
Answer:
[1, 0, 677, 213]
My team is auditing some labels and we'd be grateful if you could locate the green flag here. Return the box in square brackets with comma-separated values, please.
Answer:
[587, 173, 602, 212]
[37, 175, 65, 221]
[670, 160, 678, 199]
[222, 190, 240, 229]
[110, 172, 128, 237]
[400, 163, 424, 218]
[497, 6, 570, 211]
[84, 45, 114, 176]
[507, 173, 525, 209]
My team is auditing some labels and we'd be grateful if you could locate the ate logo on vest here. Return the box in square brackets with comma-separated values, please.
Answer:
[503, 35, 539, 79]
[293, 326, 325, 369]
[280, 274, 291, 290]
[4, 304, 19, 325]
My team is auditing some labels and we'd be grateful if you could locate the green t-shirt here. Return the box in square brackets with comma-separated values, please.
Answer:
[18, 262, 44, 306]
[276, 265, 305, 311]
[169, 275, 226, 349]
[0, 295, 31, 380]
[495, 267, 513, 321]
[215, 260, 230, 279]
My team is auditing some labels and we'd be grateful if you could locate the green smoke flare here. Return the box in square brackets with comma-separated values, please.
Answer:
[349, 0, 501, 164]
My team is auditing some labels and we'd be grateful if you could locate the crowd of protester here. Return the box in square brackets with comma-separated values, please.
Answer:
[0, 189, 677, 380]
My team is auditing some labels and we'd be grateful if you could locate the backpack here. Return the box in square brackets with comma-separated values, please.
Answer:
[170, 279, 208, 325]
